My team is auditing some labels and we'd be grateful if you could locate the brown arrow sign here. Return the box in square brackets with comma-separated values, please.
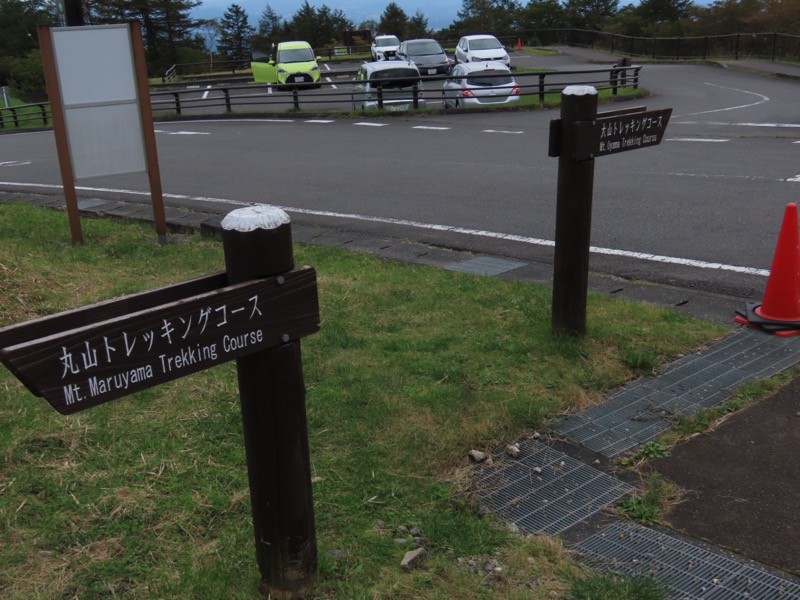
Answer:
[573, 107, 673, 160]
[0, 267, 319, 415]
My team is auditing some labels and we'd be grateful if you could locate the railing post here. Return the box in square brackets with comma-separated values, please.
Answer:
[224, 88, 231, 112]
[10, 107, 19, 128]
[610, 66, 618, 95]
[221, 205, 318, 598]
[172, 92, 181, 115]
[413, 83, 419, 109]
[551, 86, 598, 336]
[292, 88, 300, 110]
[39, 103, 48, 125]
[539, 73, 546, 102]
[377, 84, 384, 109]
[633, 67, 641, 89]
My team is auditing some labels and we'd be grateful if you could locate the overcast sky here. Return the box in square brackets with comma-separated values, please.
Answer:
[193, 0, 464, 31]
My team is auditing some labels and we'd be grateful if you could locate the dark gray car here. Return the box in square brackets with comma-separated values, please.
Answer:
[396, 39, 450, 76]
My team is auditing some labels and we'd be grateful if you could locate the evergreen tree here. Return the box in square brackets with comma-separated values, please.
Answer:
[406, 10, 430, 38]
[217, 3, 255, 60]
[285, 1, 318, 45]
[253, 4, 284, 53]
[378, 2, 408, 37]
[0, 0, 55, 58]
[564, 0, 619, 29]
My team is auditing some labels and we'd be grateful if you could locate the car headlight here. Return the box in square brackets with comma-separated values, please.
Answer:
[311, 65, 319, 72]
[277, 67, 286, 73]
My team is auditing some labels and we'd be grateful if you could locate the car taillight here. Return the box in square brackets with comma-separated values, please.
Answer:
[511, 86, 520, 95]
[460, 87, 475, 98]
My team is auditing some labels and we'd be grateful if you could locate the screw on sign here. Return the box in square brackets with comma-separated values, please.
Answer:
[0, 205, 320, 598]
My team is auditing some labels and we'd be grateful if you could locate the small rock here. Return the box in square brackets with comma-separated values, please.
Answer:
[533, 431, 542, 440]
[533, 466, 543, 474]
[414, 537, 431, 548]
[477, 505, 491, 518]
[593, 459, 601, 465]
[409, 527, 421, 537]
[397, 525, 409, 535]
[327, 549, 347, 562]
[394, 538, 410, 548]
[505, 444, 520, 458]
[400, 547, 427, 571]
[468, 449, 487, 463]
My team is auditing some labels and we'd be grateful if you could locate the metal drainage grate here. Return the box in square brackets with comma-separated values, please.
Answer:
[445, 256, 527, 276]
[473, 439, 632, 536]
[575, 521, 800, 599]
[552, 328, 800, 458]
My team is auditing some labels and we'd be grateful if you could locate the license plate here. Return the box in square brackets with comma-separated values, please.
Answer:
[428, 69, 436, 75]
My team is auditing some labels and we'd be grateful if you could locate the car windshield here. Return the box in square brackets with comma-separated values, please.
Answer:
[278, 48, 314, 63]
[408, 41, 443, 56]
[376, 37, 399, 47]
[369, 68, 420, 88]
[466, 72, 514, 86]
[470, 38, 503, 50]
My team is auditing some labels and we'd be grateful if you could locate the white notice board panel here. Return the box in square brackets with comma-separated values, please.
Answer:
[50, 24, 146, 179]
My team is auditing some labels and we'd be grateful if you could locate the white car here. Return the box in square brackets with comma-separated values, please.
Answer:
[455, 34, 510, 67]
[371, 35, 400, 61]
[352, 61, 426, 111]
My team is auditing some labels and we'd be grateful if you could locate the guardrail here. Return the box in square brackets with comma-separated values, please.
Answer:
[1, 103, 51, 129]
[149, 65, 640, 116]
[0, 65, 640, 131]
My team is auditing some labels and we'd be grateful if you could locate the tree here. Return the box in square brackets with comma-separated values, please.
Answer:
[217, 3, 255, 60]
[406, 10, 430, 38]
[564, 0, 619, 29]
[0, 0, 56, 57]
[451, 0, 521, 37]
[518, 0, 569, 30]
[197, 19, 220, 68]
[85, 0, 202, 75]
[378, 2, 409, 37]
[284, 1, 318, 46]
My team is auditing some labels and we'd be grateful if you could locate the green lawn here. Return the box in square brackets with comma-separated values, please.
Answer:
[0, 202, 724, 599]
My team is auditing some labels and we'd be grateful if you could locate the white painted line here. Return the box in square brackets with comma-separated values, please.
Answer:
[677, 84, 768, 117]
[787, 175, 800, 182]
[186, 85, 200, 89]
[324, 76, 337, 89]
[666, 138, 729, 142]
[0, 161, 32, 167]
[483, 129, 524, 135]
[323, 63, 331, 71]
[677, 121, 800, 128]
[201, 85, 212, 100]
[0, 181, 770, 277]
[306, 120, 334, 124]
[354, 122, 388, 127]
[413, 126, 451, 131]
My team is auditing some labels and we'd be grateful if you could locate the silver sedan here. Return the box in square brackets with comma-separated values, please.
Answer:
[441, 62, 520, 109]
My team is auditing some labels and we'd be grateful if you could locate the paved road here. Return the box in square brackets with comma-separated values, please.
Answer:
[1, 50, 798, 303]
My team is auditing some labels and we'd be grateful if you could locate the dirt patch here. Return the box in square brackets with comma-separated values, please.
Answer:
[649, 376, 800, 575]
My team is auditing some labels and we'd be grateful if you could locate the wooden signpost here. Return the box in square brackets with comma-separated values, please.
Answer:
[548, 86, 672, 335]
[0, 206, 320, 598]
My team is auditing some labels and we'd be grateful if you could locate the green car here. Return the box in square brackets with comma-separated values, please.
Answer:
[251, 41, 321, 87]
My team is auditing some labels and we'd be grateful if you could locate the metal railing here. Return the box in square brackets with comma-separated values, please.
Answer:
[1, 103, 51, 129]
[0, 65, 640, 130]
[149, 65, 640, 116]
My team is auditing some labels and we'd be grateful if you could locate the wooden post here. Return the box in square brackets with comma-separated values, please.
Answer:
[551, 86, 598, 336]
[221, 206, 317, 598]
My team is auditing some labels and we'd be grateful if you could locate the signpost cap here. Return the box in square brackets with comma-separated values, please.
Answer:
[222, 206, 291, 233]
[563, 85, 597, 96]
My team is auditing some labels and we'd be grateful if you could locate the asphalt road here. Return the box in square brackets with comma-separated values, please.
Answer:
[1, 51, 798, 301]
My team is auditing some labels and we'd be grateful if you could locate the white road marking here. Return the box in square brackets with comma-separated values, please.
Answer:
[787, 175, 800, 182]
[413, 125, 450, 130]
[354, 122, 388, 127]
[666, 138, 729, 142]
[324, 76, 337, 89]
[677, 121, 800, 128]
[0, 181, 770, 277]
[154, 130, 210, 135]
[306, 120, 334, 124]
[677, 84, 769, 117]
[483, 129, 524, 135]
[0, 161, 32, 167]
[202, 85, 212, 100]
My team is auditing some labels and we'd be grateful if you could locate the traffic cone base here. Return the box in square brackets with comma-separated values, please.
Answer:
[735, 203, 800, 335]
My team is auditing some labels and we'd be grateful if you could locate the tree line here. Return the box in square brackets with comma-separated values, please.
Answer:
[2, 0, 799, 99]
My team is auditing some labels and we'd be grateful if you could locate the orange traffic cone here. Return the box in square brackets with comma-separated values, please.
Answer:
[754, 203, 800, 322]
[517, 38, 522, 50]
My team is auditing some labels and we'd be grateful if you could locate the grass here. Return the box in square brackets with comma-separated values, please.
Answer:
[0, 202, 726, 598]
[569, 572, 668, 599]
[617, 472, 680, 524]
